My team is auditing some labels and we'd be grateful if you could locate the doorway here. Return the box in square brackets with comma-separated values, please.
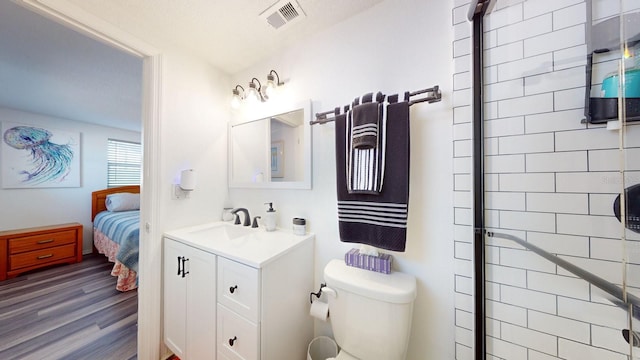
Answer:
[13, 0, 162, 358]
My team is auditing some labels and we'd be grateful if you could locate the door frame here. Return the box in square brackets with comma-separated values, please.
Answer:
[15, 0, 163, 358]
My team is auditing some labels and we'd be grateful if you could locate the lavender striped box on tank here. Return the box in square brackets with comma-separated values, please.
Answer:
[344, 248, 392, 274]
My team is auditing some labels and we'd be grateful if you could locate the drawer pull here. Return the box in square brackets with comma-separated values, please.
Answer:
[177, 256, 182, 276]
[228, 336, 237, 347]
[229, 285, 238, 294]
[37, 239, 55, 244]
[37, 254, 53, 260]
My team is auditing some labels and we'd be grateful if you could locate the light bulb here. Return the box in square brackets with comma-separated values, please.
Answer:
[230, 85, 244, 109]
[230, 95, 241, 109]
[264, 81, 276, 99]
[246, 87, 259, 103]
[264, 71, 279, 99]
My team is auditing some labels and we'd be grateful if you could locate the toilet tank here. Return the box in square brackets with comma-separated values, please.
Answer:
[323, 259, 417, 360]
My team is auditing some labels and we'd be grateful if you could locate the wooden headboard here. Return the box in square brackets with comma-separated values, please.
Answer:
[91, 185, 140, 221]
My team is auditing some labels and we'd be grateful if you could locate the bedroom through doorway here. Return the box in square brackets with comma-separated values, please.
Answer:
[0, 0, 157, 358]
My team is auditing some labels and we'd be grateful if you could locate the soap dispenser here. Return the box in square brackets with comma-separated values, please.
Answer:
[264, 202, 277, 231]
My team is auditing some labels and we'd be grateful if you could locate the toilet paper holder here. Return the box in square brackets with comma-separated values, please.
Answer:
[309, 283, 336, 303]
[309, 283, 326, 304]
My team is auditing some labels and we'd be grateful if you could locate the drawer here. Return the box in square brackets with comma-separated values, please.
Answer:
[8, 230, 77, 254]
[217, 304, 259, 360]
[218, 257, 260, 323]
[9, 244, 76, 271]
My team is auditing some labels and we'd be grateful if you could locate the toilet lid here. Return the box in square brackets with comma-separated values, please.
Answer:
[324, 259, 416, 303]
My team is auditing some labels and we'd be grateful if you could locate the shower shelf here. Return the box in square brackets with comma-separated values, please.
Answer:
[584, 11, 640, 124]
[587, 97, 640, 124]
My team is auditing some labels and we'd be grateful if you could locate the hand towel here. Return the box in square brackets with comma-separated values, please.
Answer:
[347, 93, 387, 194]
[351, 102, 379, 149]
[335, 97, 410, 252]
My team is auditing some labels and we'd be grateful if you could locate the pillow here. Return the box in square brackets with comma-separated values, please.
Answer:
[105, 192, 140, 212]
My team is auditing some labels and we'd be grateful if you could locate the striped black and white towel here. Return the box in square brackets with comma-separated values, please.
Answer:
[346, 92, 387, 194]
[351, 99, 379, 149]
[335, 95, 410, 252]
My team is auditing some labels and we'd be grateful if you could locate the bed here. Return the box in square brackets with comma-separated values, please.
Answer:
[91, 185, 140, 292]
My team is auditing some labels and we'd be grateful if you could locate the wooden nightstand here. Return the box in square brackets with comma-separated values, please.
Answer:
[0, 223, 83, 281]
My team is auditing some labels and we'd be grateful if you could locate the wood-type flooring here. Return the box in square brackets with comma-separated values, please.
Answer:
[0, 254, 137, 359]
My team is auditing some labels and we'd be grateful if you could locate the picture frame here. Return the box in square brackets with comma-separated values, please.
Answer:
[2, 122, 81, 188]
[271, 140, 284, 178]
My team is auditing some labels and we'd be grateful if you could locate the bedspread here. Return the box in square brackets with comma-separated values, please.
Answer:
[93, 210, 140, 273]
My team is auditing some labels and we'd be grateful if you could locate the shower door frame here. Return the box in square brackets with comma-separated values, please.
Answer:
[468, 1, 492, 359]
[468, 1, 638, 359]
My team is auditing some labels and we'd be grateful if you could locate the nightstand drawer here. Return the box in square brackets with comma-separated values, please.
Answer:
[8, 229, 77, 254]
[9, 244, 76, 271]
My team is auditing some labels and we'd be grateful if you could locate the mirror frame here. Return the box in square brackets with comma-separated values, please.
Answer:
[228, 99, 312, 189]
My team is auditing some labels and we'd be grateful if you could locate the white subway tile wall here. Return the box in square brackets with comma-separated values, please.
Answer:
[452, 1, 639, 359]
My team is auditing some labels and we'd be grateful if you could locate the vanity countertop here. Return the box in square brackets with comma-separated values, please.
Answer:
[164, 222, 314, 268]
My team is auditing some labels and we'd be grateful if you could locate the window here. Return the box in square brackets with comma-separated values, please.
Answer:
[107, 139, 141, 187]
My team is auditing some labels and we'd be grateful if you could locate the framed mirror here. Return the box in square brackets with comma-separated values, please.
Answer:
[229, 100, 312, 189]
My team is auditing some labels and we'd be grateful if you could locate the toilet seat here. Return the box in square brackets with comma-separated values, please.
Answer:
[335, 350, 359, 360]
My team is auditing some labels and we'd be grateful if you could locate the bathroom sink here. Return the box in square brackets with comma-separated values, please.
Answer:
[187, 222, 254, 240]
[164, 221, 314, 268]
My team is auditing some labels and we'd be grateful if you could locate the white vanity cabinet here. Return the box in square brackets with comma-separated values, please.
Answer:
[216, 242, 313, 360]
[163, 223, 314, 360]
[163, 238, 217, 359]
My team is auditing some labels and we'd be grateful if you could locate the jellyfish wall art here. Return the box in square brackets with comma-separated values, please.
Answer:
[2, 122, 80, 188]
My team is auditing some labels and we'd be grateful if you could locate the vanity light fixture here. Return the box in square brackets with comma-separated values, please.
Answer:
[230, 70, 286, 108]
[246, 77, 265, 104]
[231, 85, 245, 109]
[264, 70, 284, 99]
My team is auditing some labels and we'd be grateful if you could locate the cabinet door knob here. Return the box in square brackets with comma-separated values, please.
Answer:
[229, 285, 238, 294]
[228, 336, 237, 346]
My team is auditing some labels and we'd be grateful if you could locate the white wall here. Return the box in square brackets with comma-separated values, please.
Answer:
[136, 48, 231, 359]
[229, 0, 455, 359]
[0, 106, 140, 252]
[155, 50, 230, 231]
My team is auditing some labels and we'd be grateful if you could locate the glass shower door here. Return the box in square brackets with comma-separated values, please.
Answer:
[478, 0, 640, 359]
[621, 1, 640, 357]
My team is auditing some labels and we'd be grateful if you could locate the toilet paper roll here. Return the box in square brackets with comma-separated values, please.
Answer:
[309, 300, 329, 321]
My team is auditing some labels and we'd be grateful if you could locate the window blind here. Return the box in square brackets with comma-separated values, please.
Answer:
[107, 139, 141, 187]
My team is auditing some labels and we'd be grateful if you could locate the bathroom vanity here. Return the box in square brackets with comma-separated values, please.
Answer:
[163, 222, 314, 360]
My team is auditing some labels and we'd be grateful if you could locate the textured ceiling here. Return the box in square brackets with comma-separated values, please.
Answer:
[63, 0, 385, 73]
[0, 1, 143, 131]
[0, 0, 384, 131]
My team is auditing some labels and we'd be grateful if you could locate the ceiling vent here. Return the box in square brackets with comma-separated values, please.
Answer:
[259, 0, 306, 30]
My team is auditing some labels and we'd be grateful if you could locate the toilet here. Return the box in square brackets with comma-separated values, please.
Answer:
[323, 259, 417, 360]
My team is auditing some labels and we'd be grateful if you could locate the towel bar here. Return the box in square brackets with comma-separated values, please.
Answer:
[310, 85, 442, 125]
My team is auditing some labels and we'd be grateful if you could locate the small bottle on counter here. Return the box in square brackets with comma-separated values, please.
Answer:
[292, 218, 306, 236]
[264, 202, 277, 231]
[222, 197, 234, 221]
[222, 208, 234, 222]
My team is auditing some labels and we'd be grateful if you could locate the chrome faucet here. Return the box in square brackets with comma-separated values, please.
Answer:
[231, 208, 251, 226]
